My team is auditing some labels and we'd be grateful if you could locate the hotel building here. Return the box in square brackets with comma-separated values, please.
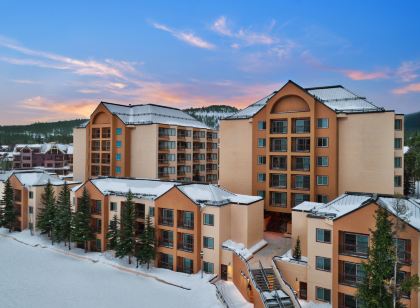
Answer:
[276, 193, 420, 307]
[71, 177, 264, 275]
[219, 80, 404, 232]
[73, 102, 218, 184]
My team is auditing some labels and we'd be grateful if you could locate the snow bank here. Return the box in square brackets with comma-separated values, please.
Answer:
[278, 249, 308, 265]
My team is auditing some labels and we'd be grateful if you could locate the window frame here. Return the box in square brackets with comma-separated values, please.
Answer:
[316, 228, 331, 244]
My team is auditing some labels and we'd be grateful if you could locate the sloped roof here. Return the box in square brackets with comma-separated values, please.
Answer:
[13, 143, 73, 155]
[101, 102, 210, 129]
[294, 193, 420, 231]
[6, 170, 79, 186]
[225, 81, 385, 120]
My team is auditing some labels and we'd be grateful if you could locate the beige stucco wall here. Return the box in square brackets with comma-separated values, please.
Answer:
[338, 112, 395, 194]
[394, 114, 404, 195]
[73, 127, 87, 182]
[219, 119, 253, 195]
[291, 211, 309, 256]
[130, 125, 158, 179]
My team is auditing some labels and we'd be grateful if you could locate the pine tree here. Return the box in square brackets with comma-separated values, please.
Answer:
[357, 207, 395, 307]
[2, 179, 16, 232]
[71, 187, 93, 253]
[0, 193, 5, 227]
[106, 214, 119, 250]
[116, 190, 135, 264]
[55, 183, 72, 249]
[37, 181, 56, 239]
[136, 215, 155, 269]
[292, 236, 301, 260]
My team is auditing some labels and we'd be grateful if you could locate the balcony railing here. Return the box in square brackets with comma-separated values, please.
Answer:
[339, 273, 364, 287]
[159, 219, 174, 227]
[159, 241, 174, 248]
[339, 243, 368, 258]
[178, 221, 194, 230]
[397, 251, 412, 265]
[159, 261, 173, 270]
[178, 242, 193, 252]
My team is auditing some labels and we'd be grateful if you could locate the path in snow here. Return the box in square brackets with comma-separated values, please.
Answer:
[0, 235, 221, 308]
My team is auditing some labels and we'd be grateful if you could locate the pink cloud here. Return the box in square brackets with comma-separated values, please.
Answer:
[392, 83, 420, 95]
[343, 70, 388, 80]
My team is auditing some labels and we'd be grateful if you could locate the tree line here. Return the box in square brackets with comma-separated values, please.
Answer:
[404, 132, 420, 197]
[0, 182, 155, 269]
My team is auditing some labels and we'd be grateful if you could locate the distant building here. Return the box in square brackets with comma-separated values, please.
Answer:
[276, 193, 420, 307]
[71, 177, 264, 276]
[219, 80, 404, 232]
[73, 102, 218, 184]
[12, 143, 73, 175]
[0, 170, 80, 231]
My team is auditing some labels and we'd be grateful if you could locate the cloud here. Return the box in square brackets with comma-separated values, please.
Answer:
[211, 16, 232, 36]
[396, 61, 420, 82]
[392, 83, 420, 95]
[11, 79, 40, 84]
[343, 70, 389, 80]
[152, 22, 215, 49]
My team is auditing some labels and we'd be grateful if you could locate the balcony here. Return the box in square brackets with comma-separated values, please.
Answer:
[270, 119, 288, 134]
[158, 159, 170, 165]
[292, 175, 310, 191]
[339, 272, 364, 287]
[292, 138, 310, 152]
[339, 241, 368, 258]
[178, 238, 194, 253]
[178, 211, 194, 230]
[293, 119, 310, 134]
[159, 240, 174, 248]
[292, 156, 310, 171]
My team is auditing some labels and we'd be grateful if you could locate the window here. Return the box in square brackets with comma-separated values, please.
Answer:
[270, 138, 287, 152]
[340, 261, 365, 287]
[293, 156, 310, 171]
[116, 141, 122, 148]
[179, 211, 194, 229]
[394, 138, 402, 149]
[203, 236, 214, 249]
[395, 119, 402, 130]
[316, 229, 331, 243]
[394, 157, 402, 168]
[292, 137, 310, 152]
[116, 128, 122, 135]
[270, 192, 287, 207]
[116, 166, 121, 174]
[149, 207, 155, 217]
[160, 208, 174, 226]
[293, 119, 310, 133]
[317, 195, 328, 203]
[203, 214, 214, 226]
[257, 173, 266, 182]
[317, 175, 328, 186]
[179, 233, 194, 252]
[270, 156, 287, 170]
[257, 156, 266, 165]
[316, 256, 331, 272]
[159, 230, 173, 248]
[316, 287, 331, 303]
[203, 261, 214, 274]
[395, 238, 411, 264]
[159, 253, 173, 269]
[317, 156, 328, 167]
[317, 118, 329, 128]
[293, 175, 310, 190]
[258, 121, 266, 130]
[270, 173, 287, 188]
[258, 138, 266, 148]
[394, 175, 402, 187]
[29, 206, 33, 214]
[292, 193, 310, 207]
[257, 190, 265, 199]
[271, 119, 287, 134]
[29, 191, 34, 199]
[116, 153, 121, 161]
[317, 137, 329, 147]
[339, 293, 360, 308]
[110, 202, 117, 211]
[340, 232, 368, 257]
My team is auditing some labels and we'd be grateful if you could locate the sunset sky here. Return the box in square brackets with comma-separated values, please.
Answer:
[0, 1, 419, 124]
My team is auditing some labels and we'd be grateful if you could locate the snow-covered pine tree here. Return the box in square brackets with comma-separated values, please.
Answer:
[293, 236, 301, 260]
[136, 215, 155, 269]
[2, 179, 16, 232]
[106, 214, 119, 251]
[55, 182, 72, 249]
[37, 181, 57, 239]
[357, 207, 394, 307]
[116, 190, 135, 264]
[71, 187, 93, 253]
[0, 191, 5, 227]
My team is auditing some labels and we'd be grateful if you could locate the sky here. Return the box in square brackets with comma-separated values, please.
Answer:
[0, 1, 419, 124]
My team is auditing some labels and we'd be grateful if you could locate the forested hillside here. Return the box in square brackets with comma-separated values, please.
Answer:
[405, 111, 420, 134]
[184, 105, 239, 129]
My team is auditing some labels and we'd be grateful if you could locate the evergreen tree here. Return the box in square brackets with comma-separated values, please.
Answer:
[116, 190, 135, 264]
[136, 215, 155, 269]
[37, 181, 56, 239]
[357, 207, 395, 307]
[2, 179, 16, 232]
[106, 214, 119, 250]
[0, 193, 5, 227]
[292, 236, 302, 260]
[55, 183, 72, 249]
[71, 187, 93, 253]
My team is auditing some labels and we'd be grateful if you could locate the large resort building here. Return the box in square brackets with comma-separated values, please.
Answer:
[276, 193, 420, 307]
[219, 80, 404, 232]
[73, 102, 219, 184]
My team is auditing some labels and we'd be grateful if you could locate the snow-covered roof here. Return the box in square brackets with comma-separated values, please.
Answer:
[6, 170, 79, 186]
[224, 81, 386, 120]
[89, 177, 180, 200]
[101, 102, 210, 129]
[294, 193, 420, 231]
[178, 184, 262, 206]
[13, 143, 73, 155]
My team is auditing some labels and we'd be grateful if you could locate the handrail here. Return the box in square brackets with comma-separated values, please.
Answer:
[272, 256, 302, 308]
[259, 260, 284, 308]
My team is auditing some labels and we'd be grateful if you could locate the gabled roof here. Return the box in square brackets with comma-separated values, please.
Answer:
[294, 192, 420, 231]
[224, 81, 386, 120]
[13, 143, 73, 155]
[101, 102, 210, 129]
[4, 170, 79, 187]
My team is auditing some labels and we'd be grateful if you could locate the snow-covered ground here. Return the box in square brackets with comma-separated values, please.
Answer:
[0, 229, 222, 308]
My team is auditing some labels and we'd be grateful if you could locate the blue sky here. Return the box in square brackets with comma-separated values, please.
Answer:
[0, 1, 419, 124]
